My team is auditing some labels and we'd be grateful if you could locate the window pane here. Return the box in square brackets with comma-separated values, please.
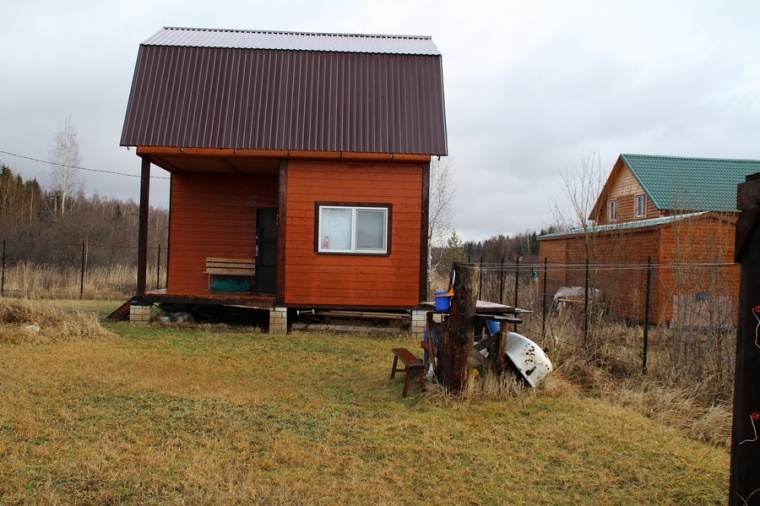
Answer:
[321, 208, 352, 250]
[356, 209, 386, 250]
[636, 195, 646, 217]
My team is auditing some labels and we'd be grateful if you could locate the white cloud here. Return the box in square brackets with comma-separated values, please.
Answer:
[2, 0, 759, 240]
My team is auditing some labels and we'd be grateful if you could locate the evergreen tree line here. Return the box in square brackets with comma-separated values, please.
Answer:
[0, 164, 168, 268]
[431, 229, 543, 285]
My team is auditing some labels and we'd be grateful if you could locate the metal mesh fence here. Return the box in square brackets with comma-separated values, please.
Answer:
[475, 259, 738, 402]
[0, 240, 167, 299]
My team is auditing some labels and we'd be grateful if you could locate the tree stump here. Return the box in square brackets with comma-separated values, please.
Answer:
[436, 263, 479, 394]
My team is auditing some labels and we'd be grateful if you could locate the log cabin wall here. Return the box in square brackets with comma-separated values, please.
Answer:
[167, 173, 278, 291]
[540, 228, 664, 322]
[657, 214, 740, 324]
[283, 160, 423, 308]
[540, 214, 740, 324]
[596, 167, 662, 225]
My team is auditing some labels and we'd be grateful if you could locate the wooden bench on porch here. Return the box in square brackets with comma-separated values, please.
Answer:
[204, 257, 256, 291]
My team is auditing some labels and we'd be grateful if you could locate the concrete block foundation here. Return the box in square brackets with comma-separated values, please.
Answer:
[129, 304, 152, 325]
[269, 307, 288, 334]
[411, 308, 429, 340]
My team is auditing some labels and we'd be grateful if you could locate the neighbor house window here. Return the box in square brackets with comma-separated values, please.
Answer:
[635, 194, 647, 218]
[317, 204, 389, 254]
[608, 199, 618, 221]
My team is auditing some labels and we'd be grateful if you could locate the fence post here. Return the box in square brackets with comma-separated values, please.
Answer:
[479, 256, 483, 299]
[643, 257, 652, 372]
[514, 256, 521, 331]
[542, 257, 548, 343]
[1, 239, 5, 297]
[80, 242, 86, 299]
[729, 173, 760, 503]
[584, 257, 590, 344]
[156, 244, 161, 290]
[499, 257, 505, 304]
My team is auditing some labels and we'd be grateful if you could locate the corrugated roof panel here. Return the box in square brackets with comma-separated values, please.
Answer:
[539, 212, 708, 240]
[621, 154, 760, 212]
[143, 27, 441, 55]
[121, 38, 448, 155]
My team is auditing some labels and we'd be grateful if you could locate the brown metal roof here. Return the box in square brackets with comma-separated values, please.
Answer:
[121, 28, 448, 156]
[142, 27, 441, 55]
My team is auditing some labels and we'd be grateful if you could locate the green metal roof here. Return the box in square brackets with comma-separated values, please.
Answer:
[620, 154, 760, 212]
[539, 212, 707, 240]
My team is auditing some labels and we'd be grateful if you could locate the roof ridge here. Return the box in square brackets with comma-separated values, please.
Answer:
[162, 26, 432, 41]
[621, 153, 760, 164]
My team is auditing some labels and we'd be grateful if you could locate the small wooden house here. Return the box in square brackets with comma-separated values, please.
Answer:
[539, 154, 760, 324]
[119, 27, 448, 328]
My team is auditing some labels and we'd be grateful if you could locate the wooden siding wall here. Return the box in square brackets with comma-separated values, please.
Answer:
[539, 215, 740, 324]
[167, 173, 278, 291]
[284, 160, 423, 308]
[597, 167, 661, 225]
[657, 215, 740, 324]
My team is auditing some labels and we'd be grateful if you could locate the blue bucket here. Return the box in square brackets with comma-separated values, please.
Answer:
[434, 290, 451, 311]
[486, 319, 501, 335]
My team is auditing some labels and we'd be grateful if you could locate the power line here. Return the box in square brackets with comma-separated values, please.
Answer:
[0, 149, 170, 180]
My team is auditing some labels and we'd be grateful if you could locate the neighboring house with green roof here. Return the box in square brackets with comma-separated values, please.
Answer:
[589, 154, 760, 224]
[539, 154, 760, 324]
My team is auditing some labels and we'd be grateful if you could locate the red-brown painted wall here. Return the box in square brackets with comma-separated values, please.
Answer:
[283, 160, 423, 308]
[167, 173, 278, 291]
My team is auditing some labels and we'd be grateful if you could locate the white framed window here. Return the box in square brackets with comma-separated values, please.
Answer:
[317, 204, 389, 254]
[608, 199, 618, 221]
[635, 194, 646, 218]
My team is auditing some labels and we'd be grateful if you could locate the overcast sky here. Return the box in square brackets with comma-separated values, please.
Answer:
[2, 0, 759, 241]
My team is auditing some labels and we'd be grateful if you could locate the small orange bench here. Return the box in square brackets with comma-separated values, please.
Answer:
[390, 348, 425, 398]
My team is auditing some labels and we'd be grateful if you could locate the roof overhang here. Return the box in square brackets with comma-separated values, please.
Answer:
[135, 147, 431, 174]
[539, 212, 713, 240]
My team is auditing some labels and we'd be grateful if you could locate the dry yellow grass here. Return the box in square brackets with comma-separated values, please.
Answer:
[0, 301, 730, 504]
[0, 298, 116, 344]
[1, 262, 159, 299]
[548, 313, 734, 448]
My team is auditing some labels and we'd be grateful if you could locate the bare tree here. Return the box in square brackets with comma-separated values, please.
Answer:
[549, 149, 607, 258]
[429, 157, 454, 245]
[551, 150, 605, 228]
[428, 156, 455, 286]
[47, 116, 83, 216]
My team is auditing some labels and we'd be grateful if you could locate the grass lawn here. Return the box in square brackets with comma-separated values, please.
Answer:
[0, 302, 729, 504]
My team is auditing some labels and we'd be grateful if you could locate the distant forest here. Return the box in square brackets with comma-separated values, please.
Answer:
[0, 164, 169, 268]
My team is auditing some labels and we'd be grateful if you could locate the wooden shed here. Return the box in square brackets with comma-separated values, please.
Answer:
[539, 154, 760, 324]
[119, 27, 448, 328]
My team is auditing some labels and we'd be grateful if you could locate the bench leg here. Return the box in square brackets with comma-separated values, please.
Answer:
[402, 368, 412, 398]
[401, 366, 424, 398]
[390, 355, 400, 380]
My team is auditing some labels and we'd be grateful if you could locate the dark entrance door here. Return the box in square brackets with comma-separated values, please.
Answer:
[255, 208, 278, 293]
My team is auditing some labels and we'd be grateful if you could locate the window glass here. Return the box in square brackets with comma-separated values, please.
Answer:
[318, 205, 388, 254]
[356, 209, 386, 250]
[635, 195, 646, 217]
[608, 200, 618, 221]
[321, 207, 352, 250]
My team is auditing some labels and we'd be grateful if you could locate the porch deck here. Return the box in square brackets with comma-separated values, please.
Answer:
[145, 288, 277, 310]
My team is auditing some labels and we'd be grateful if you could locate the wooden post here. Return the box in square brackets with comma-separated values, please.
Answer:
[542, 257, 548, 343]
[1, 239, 5, 296]
[437, 263, 479, 394]
[136, 156, 151, 300]
[730, 173, 760, 505]
[79, 242, 86, 300]
[584, 257, 590, 343]
[156, 244, 161, 290]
